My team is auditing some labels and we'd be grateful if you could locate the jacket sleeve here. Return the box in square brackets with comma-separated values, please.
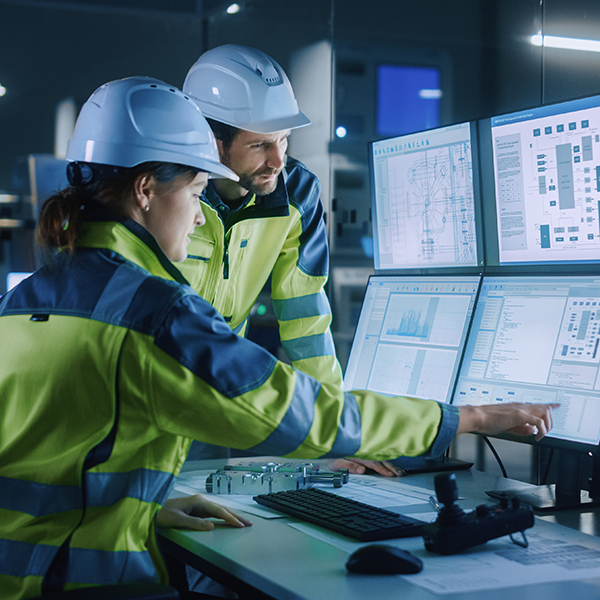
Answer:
[139, 291, 456, 461]
[270, 161, 345, 392]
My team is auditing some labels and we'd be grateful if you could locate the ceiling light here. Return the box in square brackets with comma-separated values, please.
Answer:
[419, 89, 443, 99]
[531, 31, 600, 53]
[226, 3, 240, 14]
[0, 84, 6, 97]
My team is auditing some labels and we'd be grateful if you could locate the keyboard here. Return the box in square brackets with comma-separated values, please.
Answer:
[253, 487, 425, 542]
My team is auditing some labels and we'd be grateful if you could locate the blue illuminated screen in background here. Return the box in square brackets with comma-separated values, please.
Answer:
[377, 64, 441, 137]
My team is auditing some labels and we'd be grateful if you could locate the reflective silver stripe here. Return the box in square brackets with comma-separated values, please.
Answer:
[272, 291, 330, 321]
[281, 331, 335, 361]
[0, 476, 81, 516]
[86, 469, 174, 506]
[247, 372, 321, 456]
[322, 391, 362, 458]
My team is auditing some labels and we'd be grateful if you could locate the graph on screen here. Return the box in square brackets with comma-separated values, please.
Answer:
[344, 275, 480, 403]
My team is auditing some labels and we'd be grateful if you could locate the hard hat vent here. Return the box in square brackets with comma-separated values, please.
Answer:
[255, 59, 282, 86]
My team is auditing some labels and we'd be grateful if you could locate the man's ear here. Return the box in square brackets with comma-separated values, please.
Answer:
[216, 139, 225, 159]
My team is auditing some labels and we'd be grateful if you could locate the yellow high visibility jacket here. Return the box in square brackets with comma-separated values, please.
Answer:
[178, 157, 344, 389]
[0, 215, 457, 598]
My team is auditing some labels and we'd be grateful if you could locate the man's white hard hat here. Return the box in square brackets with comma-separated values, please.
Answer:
[183, 44, 311, 134]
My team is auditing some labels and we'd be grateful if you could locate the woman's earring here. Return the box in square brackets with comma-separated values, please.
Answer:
[144, 205, 149, 212]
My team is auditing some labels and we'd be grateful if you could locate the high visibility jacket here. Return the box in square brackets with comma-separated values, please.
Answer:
[0, 215, 457, 598]
[178, 157, 344, 390]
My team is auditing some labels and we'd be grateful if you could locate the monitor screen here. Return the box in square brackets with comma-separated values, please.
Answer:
[453, 275, 600, 449]
[370, 122, 480, 270]
[344, 274, 481, 404]
[489, 94, 600, 265]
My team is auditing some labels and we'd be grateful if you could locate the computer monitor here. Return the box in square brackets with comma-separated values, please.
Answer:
[453, 275, 600, 509]
[6, 272, 32, 293]
[369, 122, 481, 271]
[344, 274, 481, 404]
[483, 94, 600, 266]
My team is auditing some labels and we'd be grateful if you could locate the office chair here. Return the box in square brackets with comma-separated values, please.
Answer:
[30, 582, 179, 600]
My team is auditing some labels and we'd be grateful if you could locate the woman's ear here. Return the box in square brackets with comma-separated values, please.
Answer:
[133, 174, 154, 213]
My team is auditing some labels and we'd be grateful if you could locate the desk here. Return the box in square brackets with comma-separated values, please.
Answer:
[158, 458, 600, 600]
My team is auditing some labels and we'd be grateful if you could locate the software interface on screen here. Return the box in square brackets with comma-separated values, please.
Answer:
[371, 122, 478, 270]
[344, 275, 481, 404]
[491, 95, 600, 264]
[453, 276, 600, 446]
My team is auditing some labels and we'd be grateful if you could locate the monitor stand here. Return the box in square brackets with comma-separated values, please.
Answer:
[393, 455, 474, 475]
[485, 449, 600, 513]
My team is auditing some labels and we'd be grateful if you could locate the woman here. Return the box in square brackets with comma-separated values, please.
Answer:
[0, 77, 557, 598]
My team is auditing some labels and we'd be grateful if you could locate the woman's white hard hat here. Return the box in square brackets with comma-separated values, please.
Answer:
[66, 76, 238, 180]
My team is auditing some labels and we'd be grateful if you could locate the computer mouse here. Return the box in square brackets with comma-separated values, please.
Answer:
[345, 543, 424, 575]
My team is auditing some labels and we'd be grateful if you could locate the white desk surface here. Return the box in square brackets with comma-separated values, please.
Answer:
[158, 457, 600, 600]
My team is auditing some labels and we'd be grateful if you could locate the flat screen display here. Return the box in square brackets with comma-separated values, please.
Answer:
[344, 274, 481, 403]
[453, 275, 600, 447]
[370, 122, 479, 270]
[490, 95, 600, 264]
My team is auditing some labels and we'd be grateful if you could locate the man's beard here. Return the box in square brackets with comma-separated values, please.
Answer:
[235, 167, 281, 196]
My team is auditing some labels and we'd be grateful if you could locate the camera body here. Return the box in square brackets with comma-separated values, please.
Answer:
[422, 473, 534, 555]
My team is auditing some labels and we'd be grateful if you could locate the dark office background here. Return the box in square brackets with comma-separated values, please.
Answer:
[2, 0, 600, 191]
[2, 0, 600, 480]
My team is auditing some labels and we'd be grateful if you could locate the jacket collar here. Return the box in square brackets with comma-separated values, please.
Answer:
[204, 166, 290, 213]
[75, 211, 189, 285]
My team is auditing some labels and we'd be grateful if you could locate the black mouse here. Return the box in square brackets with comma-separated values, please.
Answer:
[345, 543, 423, 575]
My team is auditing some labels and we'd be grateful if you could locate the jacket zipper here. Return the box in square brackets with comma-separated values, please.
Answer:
[223, 242, 229, 280]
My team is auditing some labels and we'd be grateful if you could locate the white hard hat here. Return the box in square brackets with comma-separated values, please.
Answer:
[183, 44, 311, 134]
[66, 76, 238, 180]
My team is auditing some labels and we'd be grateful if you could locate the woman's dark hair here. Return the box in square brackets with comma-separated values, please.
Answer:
[35, 162, 200, 254]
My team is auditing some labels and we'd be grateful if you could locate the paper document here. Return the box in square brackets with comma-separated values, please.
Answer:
[291, 516, 600, 594]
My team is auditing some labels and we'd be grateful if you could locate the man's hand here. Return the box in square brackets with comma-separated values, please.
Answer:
[156, 494, 253, 531]
[327, 458, 403, 477]
[457, 402, 560, 441]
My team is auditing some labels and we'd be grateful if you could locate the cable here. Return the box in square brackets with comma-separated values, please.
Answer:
[481, 435, 508, 478]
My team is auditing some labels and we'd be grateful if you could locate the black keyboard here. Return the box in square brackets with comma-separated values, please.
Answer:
[253, 487, 425, 542]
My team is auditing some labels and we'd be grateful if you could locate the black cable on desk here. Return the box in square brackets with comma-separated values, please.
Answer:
[481, 435, 508, 479]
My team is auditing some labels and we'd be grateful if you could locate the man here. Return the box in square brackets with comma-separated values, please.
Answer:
[179, 45, 398, 474]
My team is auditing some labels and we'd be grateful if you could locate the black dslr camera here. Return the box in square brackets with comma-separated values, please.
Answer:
[422, 473, 534, 555]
